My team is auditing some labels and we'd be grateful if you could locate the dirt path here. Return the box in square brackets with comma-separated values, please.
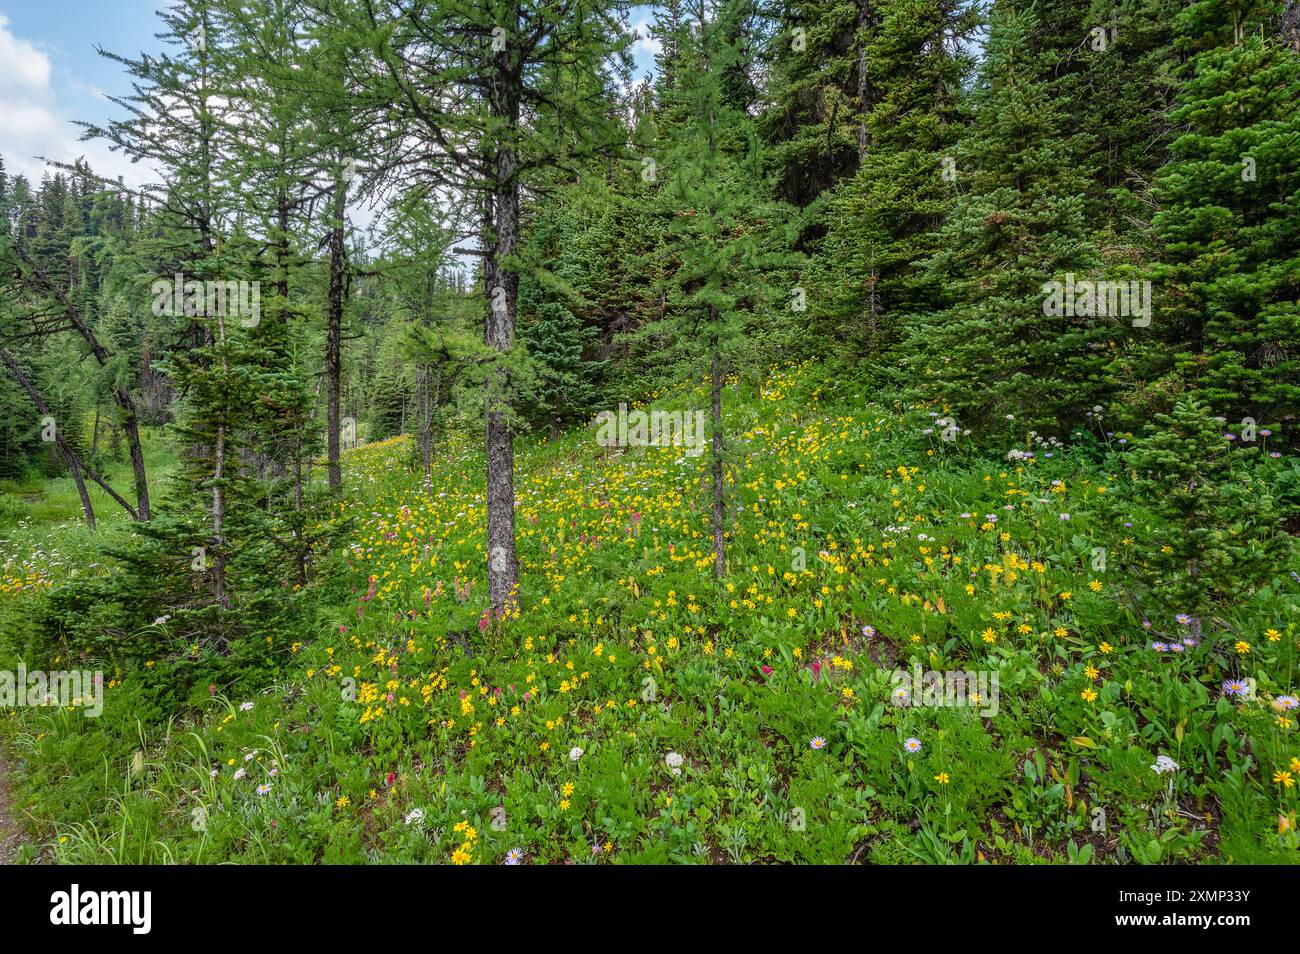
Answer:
[0, 754, 25, 864]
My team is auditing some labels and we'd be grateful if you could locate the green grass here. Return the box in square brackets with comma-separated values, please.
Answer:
[1, 366, 1297, 864]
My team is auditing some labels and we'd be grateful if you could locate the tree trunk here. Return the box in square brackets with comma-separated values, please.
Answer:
[211, 311, 230, 612]
[856, 0, 872, 162]
[326, 163, 347, 490]
[709, 330, 726, 579]
[484, 39, 522, 612]
[65, 452, 96, 530]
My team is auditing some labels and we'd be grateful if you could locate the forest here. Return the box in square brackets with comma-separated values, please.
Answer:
[0, 0, 1297, 866]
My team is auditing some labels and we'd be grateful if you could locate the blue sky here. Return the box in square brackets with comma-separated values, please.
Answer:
[0, 2, 661, 189]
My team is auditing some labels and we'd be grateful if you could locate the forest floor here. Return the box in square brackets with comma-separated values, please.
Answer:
[0, 363, 1295, 863]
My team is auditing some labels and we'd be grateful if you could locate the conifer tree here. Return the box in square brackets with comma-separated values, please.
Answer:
[1150, 0, 1300, 428]
[901, 2, 1103, 439]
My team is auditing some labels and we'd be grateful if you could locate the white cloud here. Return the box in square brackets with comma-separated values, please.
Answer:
[0, 14, 51, 97]
[630, 17, 662, 61]
[0, 14, 150, 189]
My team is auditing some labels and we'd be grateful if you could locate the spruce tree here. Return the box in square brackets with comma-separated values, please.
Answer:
[901, 2, 1103, 440]
[1150, 0, 1300, 430]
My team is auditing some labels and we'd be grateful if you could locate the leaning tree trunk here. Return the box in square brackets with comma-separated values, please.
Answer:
[65, 452, 96, 530]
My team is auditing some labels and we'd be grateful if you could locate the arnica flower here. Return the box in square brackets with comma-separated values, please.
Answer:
[1151, 755, 1179, 775]
[1222, 680, 1251, 699]
[504, 848, 524, 865]
[810, 736, 827, 750]
[1274, 771, 1295, 789]
[904, 737, 922, 753]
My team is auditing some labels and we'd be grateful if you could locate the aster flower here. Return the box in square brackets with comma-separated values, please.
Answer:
[256, 784, 272, 795]
[810, 736, 826, 750]
[1222, 680, 1250, 699]
[504, 848, 524, 865]
[1175, 614, 1192, 625]
[904, 737, 922, 753]
[1151, 642, 1168, 652]
[1273, 695, 1298, 712]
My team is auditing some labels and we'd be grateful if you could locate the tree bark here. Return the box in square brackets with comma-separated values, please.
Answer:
[326, 164, 347, 490]
[856, 0, 873, 162]
[484, 34, 522, 612]
[709, 330, 726, 579]
[211, 311, 230, 612]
